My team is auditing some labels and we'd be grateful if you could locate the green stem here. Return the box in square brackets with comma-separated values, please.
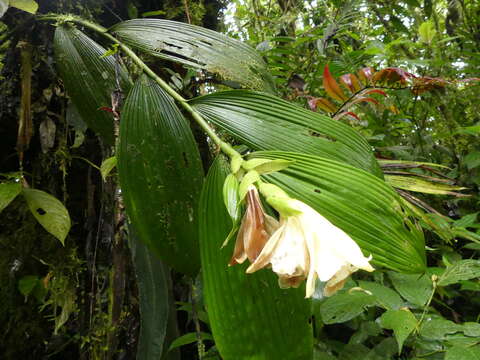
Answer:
[37, 14, 240, 160]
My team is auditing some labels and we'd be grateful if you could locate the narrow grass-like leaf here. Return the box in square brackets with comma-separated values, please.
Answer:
[128, 225, 169, 360]
[118, 75, 204, 275]
[22, 188, 71, 245]
[54, 25, 131, 144]
[199, 157, 312, 360]
[251, 151, 426, 273]
[109, 19, 274, 92]
[385, 175, 467, 196]
[191, 90, 382, 176]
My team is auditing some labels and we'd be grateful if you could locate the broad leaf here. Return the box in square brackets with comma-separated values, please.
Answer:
[100, 156, 117, 181]
[358, 281, 403, 310]
[199, 157, 312, 359]
[118, 75, 204, 275]
[128, 225, 169, 360]
[54, 25, 131, 145]
[379, 309, 417, 353]
[320, 290, 376, 324]
[109, 19, 274, 92]
[253, 151, 426, 273]
[388, 272, 433, 306]
[191, 90, 382, 176]
[0, 182, 22, 212]
[438, 260, 480, 286]
[22, 188, 71, 244]
[445, 346, 480, 360]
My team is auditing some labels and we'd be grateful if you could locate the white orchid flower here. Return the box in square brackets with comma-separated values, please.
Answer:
[245, 185, 374, 298]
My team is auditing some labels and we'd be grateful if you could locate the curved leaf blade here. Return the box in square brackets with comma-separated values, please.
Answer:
[191, 90, 382, 176]
[199, 157, 312, 360]
[252, 151, 426, 273]
[118, 75, 204, 275]
[128, 225, 169, 360]
[0, 182, 22, 212]
[54, 25, 131, 144]
[22, 188, 71, 245]
[110, 19, 274, 92]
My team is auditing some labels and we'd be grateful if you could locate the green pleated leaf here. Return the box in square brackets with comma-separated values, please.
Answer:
[0, 182, 22, 212]
[191, 90, 382, 176]
[251, 151, 426, 274]
[199, 157, 312, 360]
[128, 225, 169, 360]
[54, 25, 131, 145]
[22, 188, 71, 245]
[109, 19, 274, 92]
[118, 75, 204, 275]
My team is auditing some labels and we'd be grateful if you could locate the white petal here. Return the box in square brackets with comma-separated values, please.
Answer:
[270, 217, 308, 277]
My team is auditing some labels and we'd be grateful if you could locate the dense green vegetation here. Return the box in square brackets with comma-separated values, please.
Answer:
[0, 0, 479, 359]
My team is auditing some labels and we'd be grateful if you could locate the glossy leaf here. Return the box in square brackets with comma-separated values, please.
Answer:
[109, 19, 274, 92]
[380, 309, 417, 353]
[0, 182, 22, 212]
[118, 76, 204, 275]
[323, 64, 348, 101]
[191, 90, 382, 177]
[100, 156, 117, 181]
[54, 25, 131, 144]
[252, 151, 426, 273]
[22, 188, 71, 245]
[199, 157, 312, 360]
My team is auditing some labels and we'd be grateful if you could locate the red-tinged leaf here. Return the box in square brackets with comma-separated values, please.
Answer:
[334, 111, 360, 121]
[309, 97, 338, 113]
[364, 89, 387, 97]
[412, 76, 450, 95]
[372, 68, 415, 86]
[323, 64, 348, 101]
[350, 97, 379, 106]
[99, 106, 114, 113]
[458, 77, 480, 83]
[358, 67, 375, 84]
[339, 74, 355, 93]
